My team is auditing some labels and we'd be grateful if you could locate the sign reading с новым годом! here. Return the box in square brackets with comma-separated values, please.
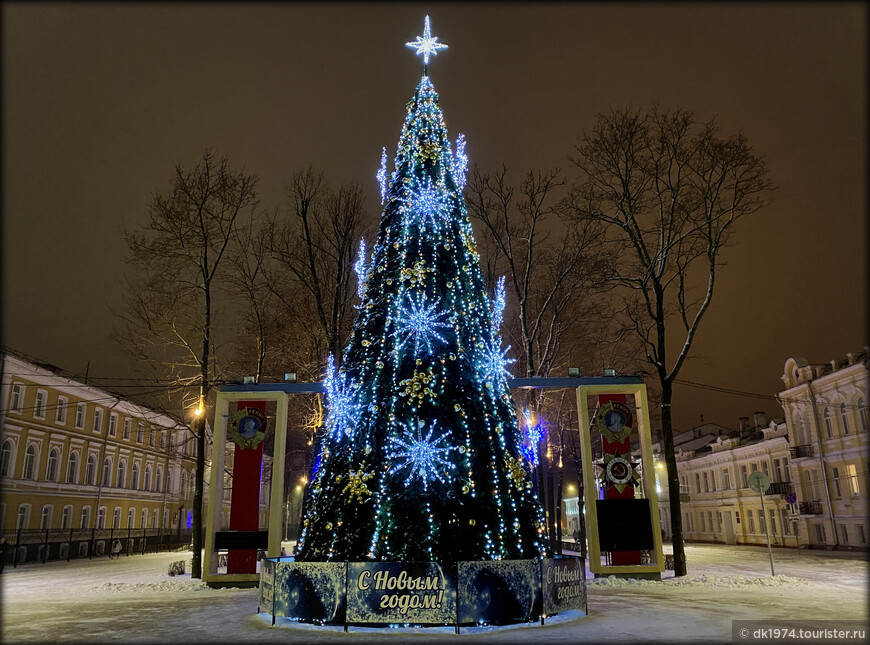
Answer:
[346, 562, 457, 623]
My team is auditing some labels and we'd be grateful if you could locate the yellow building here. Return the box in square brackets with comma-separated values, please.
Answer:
[0, 350, 200, 562]
[778, 349, 869, 550]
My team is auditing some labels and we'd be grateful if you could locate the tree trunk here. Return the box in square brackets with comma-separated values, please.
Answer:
[660, 380, 687, 576]
[191, 413, 205, 578]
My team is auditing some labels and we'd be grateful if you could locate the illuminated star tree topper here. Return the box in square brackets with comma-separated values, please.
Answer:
[405, 15, 448, 72]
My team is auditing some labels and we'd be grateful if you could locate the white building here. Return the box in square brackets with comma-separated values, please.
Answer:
[777, 350, 868, 550]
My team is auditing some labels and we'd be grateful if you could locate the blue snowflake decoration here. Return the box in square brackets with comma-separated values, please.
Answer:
[479, 339, 514, 384]
[387, 420, 455, 491]
[393, 292, 452, 355]
[409, 177, 451, 234]
[324, 354, 362, 441]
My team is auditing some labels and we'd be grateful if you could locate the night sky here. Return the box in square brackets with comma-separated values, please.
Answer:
[3, 3, 866, 432]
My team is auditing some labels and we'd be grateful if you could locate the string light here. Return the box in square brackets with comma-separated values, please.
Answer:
[377, 147, 388, 205]
[405, 15, 448, 67]
[354, 238, 368, 299]
[393, 292, 451, 356]
[387, 419, 455, 490]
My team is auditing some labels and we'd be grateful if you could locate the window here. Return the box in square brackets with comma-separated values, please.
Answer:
[113, 507, 121, 529]
[85, 454, 97, 486]
[708, 511, 714, 533]
[823, 408, 833, 438]
[153, 509, 159, 528]
[101, 457, 111, 487]
[17, 504, 30, 529]
[80, 506, 91, 529]
[832, 467, 842, 498]
[117, 460, 126, 488]
[180, 471, 188, 497]
[748, 512, 755, 533]
[131, 463, 139, 490]
[163, 509, 169, 529]
[96, 506, 106, 529]
[141, 509, 147, 528]
[840, 403, 850, 435]
[780, 508, 791, 536]
[156, 466, 163, 493]
[34, 390, 47, 419]
[93, 408, 103, 433]
[0, 440, 13, 477]
[859, 398, 868, 433]
[10, 383, 24, 412]
[757, 510, 765, 534]
[137, 423, 144, 443]
[109, 413, 118, 437]
[127, 508, 135, 528]
[144, 465, 152, 491]
[761, 460, 769, 478]
[703, 472, 709, 492]
[768, 509, 776, 535]
[782, 456, 790, 481]
[56, 396, 68, 424]
[123, 418, 131, 440]
[23, 444, 38, 479]
[46, 448, 59, 481]
[61, 505, 72, 530]
[858, 525, 867, 545]
[75, 403, 86, 429]
[846, 464, 859, 497]
[710, 472, 717, 492]
[159, 432, 165, 449]
[149, 428, 154, 447]
[66, 452, 79, 483]
[695, 473, 701, 493]
[794, 414, 805, 444]
[773, 459, 783, 482]
[699, 513, 706, 532]
[165, 471, 172, 494]
[741, 465, 749, 488]
[839, 524, 849, 544]
[40, 505, 52, 530]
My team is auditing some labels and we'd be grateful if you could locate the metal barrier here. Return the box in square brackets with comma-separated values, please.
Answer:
[1, 527, 194, 568]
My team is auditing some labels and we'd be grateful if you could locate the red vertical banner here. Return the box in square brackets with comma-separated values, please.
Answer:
[595, 393, 642, 565]
[226, 401, 266, 574]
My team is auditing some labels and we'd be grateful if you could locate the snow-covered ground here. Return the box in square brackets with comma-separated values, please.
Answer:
[1, 544, 867, 643]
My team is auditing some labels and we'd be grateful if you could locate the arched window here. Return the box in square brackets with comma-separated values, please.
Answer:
[66, 452, 78, 483]
[859, 398, 868, 433]
[117, 460, 126, 488]
[131, 463, 140, 490]
[840, 402, 850, 435]
[156, 466, 163, 493]
[180, 471, 188, 497]
[144, 465, 152, 491]
[0, 440, 13, 477]
[85, 454, 97, 485]
[23, 445, 37, 479]
[101, 457, 111, 487]
[793, 414, 805, 445]
[46, 448, 59, 482]
[823, 408, 833, 439]
[165, 470, 172, 494]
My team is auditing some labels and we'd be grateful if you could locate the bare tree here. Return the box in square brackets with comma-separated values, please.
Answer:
[564, 107, 773, 576]
[267, 167, 372, 367]
[466, 165, 610, 380]
[121, 150, 259, 578]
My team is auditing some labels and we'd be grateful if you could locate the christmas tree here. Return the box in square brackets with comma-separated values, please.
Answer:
[295, 16, 547, 563]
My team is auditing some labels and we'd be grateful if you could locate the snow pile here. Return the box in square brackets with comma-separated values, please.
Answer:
[590, 574, 808, 588]
[93, 581, 249, 593]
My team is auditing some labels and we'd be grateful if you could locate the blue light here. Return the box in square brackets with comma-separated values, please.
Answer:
[387, 420, 455, 490]
[520, 409, 545, 467]
[492, 275, 506, 331]
[453, 133, 468, 190]
[377, 147, 388, 205]
[354, 238, 368, 299]
[479, 340, 514, 384]
[393, 292, 451, 356]
[409, 177, 451, 233]
[405, 15, 448, 67]
[324, 354, 361, 441]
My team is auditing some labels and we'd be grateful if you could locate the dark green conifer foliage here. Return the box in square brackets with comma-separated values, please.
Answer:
[295, 73, 547, 562]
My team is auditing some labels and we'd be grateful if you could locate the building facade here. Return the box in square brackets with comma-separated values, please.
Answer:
[0, 351, 270, 563]
[653, 415, 800, 548]
[777, 350, 869, 550]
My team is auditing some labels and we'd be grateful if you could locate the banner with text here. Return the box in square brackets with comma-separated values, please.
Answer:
[541, 557, 586, 615]
[258, 558, 276, 615]
[346, 562, 457, 624]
